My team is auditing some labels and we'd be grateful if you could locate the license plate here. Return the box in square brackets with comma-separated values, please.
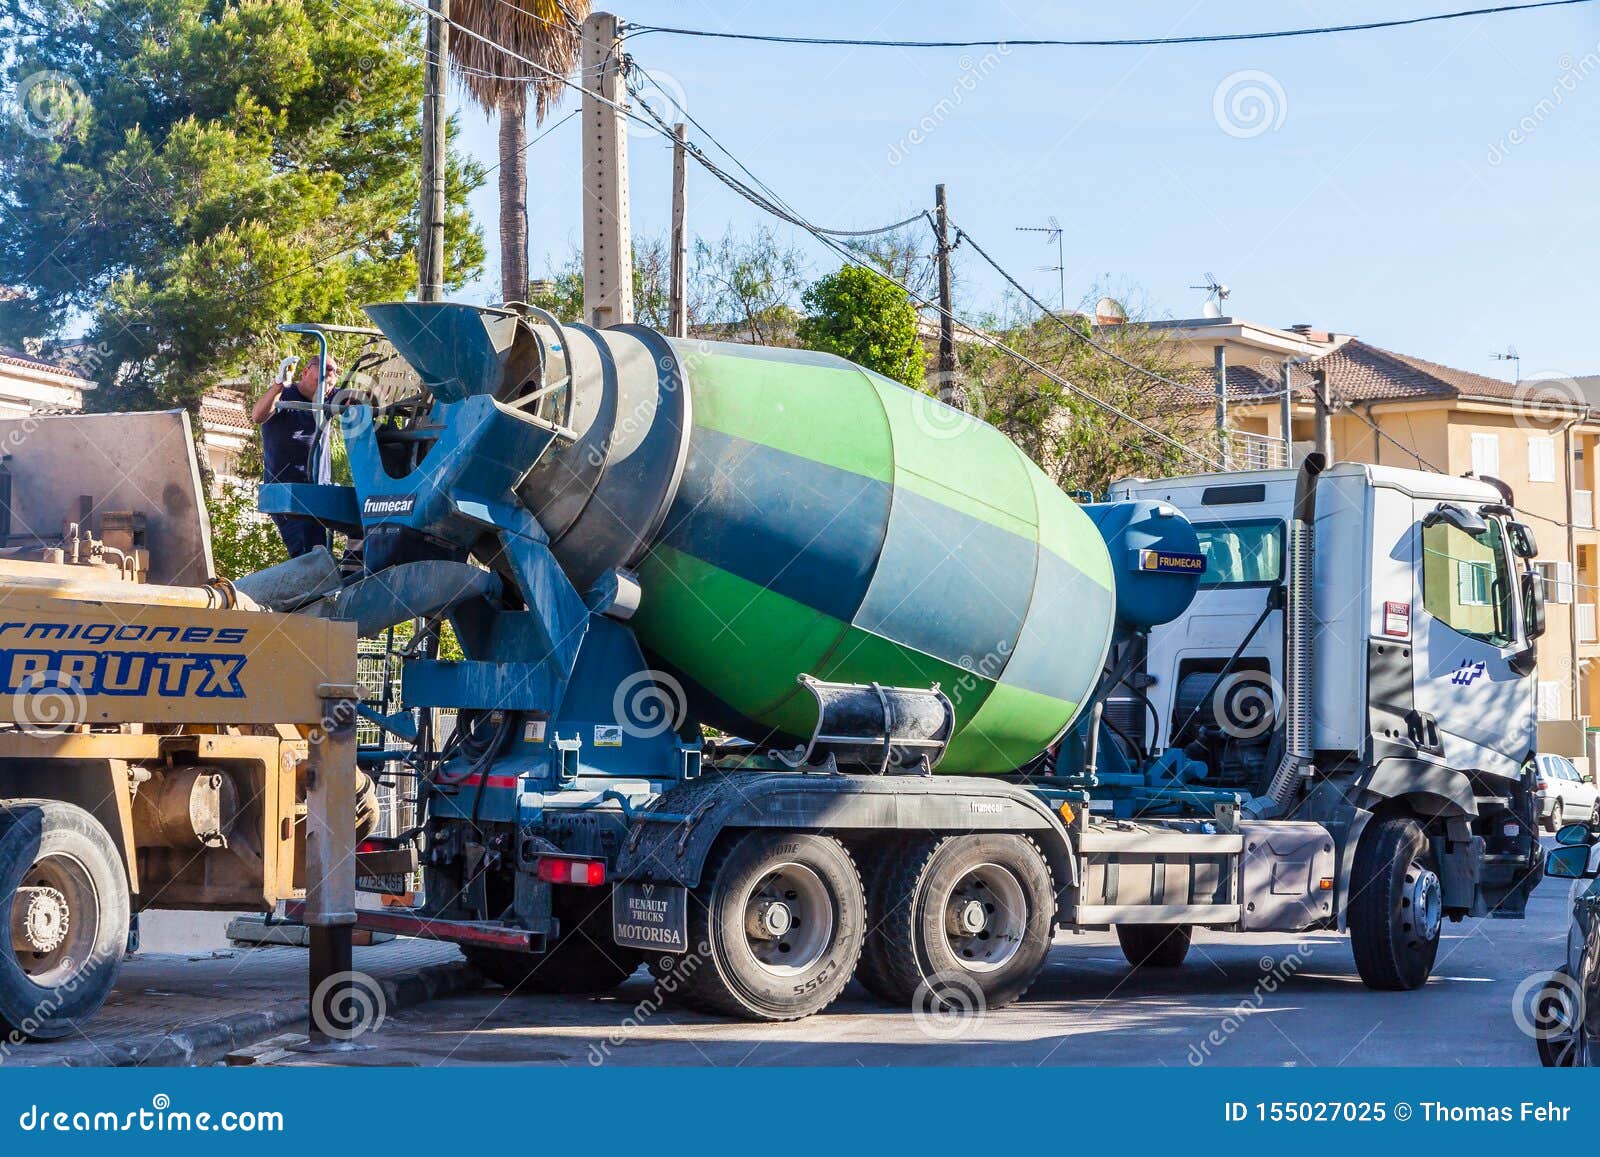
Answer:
[612, 881, 689, 953]
[356, 873, 410, 896]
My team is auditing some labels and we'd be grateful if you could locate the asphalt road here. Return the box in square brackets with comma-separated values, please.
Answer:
[282, 855, 1574, 1068]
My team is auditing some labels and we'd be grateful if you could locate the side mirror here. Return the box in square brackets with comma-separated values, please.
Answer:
[1507, 521, 1538, 559]
[1423, 502, 1489, 536]
[1556, 822, 1594, 846]
[1522, 570, 1547, 640]
[1544, 844, 1598, 880]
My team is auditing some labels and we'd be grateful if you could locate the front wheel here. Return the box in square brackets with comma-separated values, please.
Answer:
[1116, 923, 1192, 969]
[677, 831, 865, 1021]
[859, 833, 1055, 1011]
[1548, 801, 1564, 834]
[0, 800, 130, 1041]
[1348, 816, 1441, 991]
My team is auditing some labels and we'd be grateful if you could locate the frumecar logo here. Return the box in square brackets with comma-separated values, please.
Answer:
[1138, 548, 1207, 574]
[362, 495, 417, 518]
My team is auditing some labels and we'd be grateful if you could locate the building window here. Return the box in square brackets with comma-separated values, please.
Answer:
[1536, 560, 1575, 603]
[1471, 432, 1501, 476]
[1529, 436, 1556, 483]
[1538, 680, 1563, 721]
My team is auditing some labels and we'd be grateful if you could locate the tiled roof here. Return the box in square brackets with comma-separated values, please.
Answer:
[200, 389, 252, 435]
[1168, 339, 1578, 411]
[0, 347, 89, 382]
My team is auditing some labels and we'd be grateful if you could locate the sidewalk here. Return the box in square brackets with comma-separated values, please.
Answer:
[4, 939, 477, 1068]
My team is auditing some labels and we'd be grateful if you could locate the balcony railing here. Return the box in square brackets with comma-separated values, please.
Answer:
[1580, 602, 1598, 645]
[1577, 489, 1595, 530]
[1223, 430, 1290, 471]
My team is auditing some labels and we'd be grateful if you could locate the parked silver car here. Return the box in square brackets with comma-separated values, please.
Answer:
[1533, 825, 1600, 1065]
[1535, 753, 1599, 832]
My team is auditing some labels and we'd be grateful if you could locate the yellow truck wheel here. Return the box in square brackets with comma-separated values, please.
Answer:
[0, 800, 130, 1042]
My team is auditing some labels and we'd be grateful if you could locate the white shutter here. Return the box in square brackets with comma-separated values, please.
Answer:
[1529, 436, 1556, 483]
[1538, 680, 1563, 721]
[1471, 432, 1501, 476]
[1558, 561, 1575, 603]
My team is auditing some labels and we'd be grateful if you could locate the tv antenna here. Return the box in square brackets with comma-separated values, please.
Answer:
[1191, 273, 1230, 317]
[1016, 217, 1065, 311]
[1491, 345, 1521, 384]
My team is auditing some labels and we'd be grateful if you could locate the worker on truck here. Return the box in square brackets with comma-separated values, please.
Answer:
[252, 356, 336, 557]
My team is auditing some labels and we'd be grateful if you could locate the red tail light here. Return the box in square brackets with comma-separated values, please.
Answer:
[536, 856, 606, 886]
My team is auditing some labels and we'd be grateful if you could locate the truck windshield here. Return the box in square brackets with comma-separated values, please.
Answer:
[1193, 519, 1283, 588]
[1421, 518, 1516, 647]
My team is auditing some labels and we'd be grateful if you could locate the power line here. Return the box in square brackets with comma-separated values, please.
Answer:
[622, 1, 1596, 50]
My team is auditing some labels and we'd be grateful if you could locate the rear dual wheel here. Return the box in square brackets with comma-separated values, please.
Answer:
[675, 831, 865, 1021]
[857, 834, 1055, 1012]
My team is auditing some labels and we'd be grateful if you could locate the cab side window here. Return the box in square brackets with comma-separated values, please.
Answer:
[1421, 520, 1515, 647]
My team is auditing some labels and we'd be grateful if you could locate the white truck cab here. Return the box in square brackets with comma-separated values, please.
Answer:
[1102, 461, 1544, 986]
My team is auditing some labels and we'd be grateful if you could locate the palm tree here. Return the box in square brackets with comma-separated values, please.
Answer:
[448, 0, 589, 304]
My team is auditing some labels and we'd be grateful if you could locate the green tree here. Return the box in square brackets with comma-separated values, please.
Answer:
[798, 264, 925, 388]
[0, 0, 486, 412]
[206, 480, 288, 580]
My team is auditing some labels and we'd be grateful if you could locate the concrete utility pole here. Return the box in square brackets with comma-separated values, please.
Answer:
[1214, 344, 1229, 469]
[1280, 361, 1295, 465]
[581, 11, 633, 328]
[934, 184, 957, 405]
[417, 0, 449, 302]
[1313, 368, 1334, 460]
[669, 123, 689, 338]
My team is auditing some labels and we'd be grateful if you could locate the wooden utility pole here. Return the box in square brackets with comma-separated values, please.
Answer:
[669, 123, 688, 338]
[934, 184, 957, 406]
[581, 11, 632, 328]
[1313, 368, 1334, 460]
[417, 0, 449, 302]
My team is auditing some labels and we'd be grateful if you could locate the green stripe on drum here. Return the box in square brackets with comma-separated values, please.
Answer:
[1027, 460, 1113, 594]
[634, 544, 852, 732]
[943, 681, 1080, 773]
[672, 342, 893, 482]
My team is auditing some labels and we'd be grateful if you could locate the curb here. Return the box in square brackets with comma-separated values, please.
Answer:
[22, 960, 484, 1068]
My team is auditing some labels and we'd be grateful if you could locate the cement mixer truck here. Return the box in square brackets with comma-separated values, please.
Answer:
[255, 302, 1542, 1021]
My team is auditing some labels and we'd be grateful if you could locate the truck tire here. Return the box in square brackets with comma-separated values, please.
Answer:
[677, 831, 864, 1021]
[1116, 923, 1192, 969]
[859, 833, 1054, 1011]
[853, 837, 912, 1004]
[468, 887, 641, 995]
[1348, 815, 1441, 991]
[0, 800, 130, 1041]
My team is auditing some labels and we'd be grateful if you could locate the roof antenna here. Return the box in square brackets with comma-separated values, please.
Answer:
[1191, 273, 1230, 319]
[1490, 345, 1521, 384]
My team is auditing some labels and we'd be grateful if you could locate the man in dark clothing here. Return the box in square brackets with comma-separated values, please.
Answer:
[252, 357, 336, 557]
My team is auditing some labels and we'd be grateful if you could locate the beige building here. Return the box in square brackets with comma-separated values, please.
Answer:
[1148, 315, 1600, 738]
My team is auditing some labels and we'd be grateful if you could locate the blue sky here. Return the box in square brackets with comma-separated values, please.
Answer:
[451, 1, 1600, 381]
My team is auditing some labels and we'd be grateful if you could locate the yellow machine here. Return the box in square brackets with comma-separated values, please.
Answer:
[0, 412, 361, 1042]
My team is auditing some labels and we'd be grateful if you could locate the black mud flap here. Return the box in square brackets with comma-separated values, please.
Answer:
[612, 880, 690, 953]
